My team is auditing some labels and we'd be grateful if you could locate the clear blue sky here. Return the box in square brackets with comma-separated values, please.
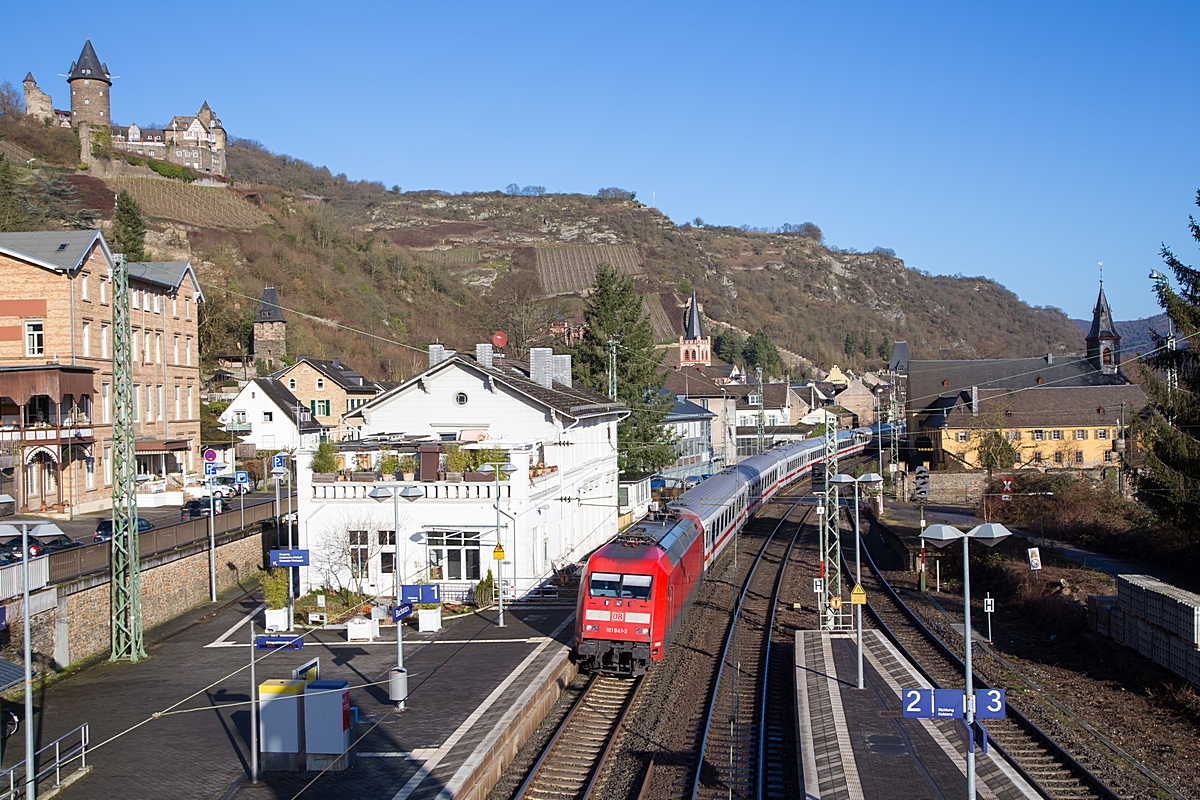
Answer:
[5, 2, 1198, 320]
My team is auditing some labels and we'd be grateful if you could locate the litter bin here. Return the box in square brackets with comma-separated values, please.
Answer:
[259, 679, 305, 771]
[304, 680, 354, 771]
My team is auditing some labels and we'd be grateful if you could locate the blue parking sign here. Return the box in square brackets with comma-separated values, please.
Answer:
[974, 689, 1006, 719]
[901, 688, 932, 718]
[235, 471, 249, 484]
[933, 689, 965, 719]
[204, 463, 218, 476]
[272, 454, 285, 468]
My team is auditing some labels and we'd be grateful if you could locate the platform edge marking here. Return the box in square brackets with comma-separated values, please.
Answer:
[821, 633, 866, 800]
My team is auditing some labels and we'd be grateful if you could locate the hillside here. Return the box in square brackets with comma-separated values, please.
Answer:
[0, 114, 1089, 383]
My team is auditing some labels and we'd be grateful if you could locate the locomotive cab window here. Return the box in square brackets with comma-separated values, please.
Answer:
[589, 572, 652, 600]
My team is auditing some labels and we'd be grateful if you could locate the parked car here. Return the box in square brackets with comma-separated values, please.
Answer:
[94, 517, 157, 543]
[0, 534, 81, 558]
[213, 476, 252, 495]
[180, 499, 222, 520]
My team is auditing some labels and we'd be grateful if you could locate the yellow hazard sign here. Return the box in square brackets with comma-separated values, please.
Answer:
[850, 584, 867, 605]
[829, 596, 843, 610]
[493, 544, 506, 560]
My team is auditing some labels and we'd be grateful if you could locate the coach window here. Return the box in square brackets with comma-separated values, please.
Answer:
[622, 574, 653, 600]
[589, 572, 622, 598]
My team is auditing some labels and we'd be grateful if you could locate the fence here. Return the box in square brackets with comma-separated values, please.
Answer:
[0, 558, 50, 602]
[46, 497, 286, 585]
[0, 723, 88, 800]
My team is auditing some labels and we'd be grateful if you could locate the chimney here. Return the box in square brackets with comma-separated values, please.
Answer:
[553, 354, 572, 389]
[530, 347, 554, 389]
[428, 344, 445, 368]
[332, 357, 341, 368]
[971, 385, 978, 416]
[475, 343, 494, 369]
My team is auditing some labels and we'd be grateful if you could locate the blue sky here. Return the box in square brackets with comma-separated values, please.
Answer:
[4, 2, 1198, 320]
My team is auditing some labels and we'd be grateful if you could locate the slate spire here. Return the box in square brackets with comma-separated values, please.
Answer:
[1086, 282, 1121, 374]
[684, 289, 704, 341]
[67, 39, 111, 85]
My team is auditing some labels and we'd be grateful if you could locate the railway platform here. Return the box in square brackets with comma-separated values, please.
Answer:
[225, 601, 578, 800]
[796, 629, 1040, 800]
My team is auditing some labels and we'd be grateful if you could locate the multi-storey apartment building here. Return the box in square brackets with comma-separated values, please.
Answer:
[0, 231, 203, 514]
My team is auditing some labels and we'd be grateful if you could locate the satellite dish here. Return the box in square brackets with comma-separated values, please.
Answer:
[492, 331, 508, 349]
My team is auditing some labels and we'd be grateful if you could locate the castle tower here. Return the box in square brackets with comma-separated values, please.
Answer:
[678, 289, 712, 368]
[253, 287, 287, 369]
[67, 40, 112, 127]
[22, 73, 54, 123]
[1086, 281, 1121, 375]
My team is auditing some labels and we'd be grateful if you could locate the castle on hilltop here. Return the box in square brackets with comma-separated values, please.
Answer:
[23, 39, 228, 177]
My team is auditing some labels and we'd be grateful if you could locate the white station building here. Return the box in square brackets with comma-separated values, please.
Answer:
[294, 345, 628, 601]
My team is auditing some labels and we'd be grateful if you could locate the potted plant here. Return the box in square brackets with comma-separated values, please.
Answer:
[398, 455, 419, 481]
[259, 568, 291, 631]
[443, 445, 469, 482]
[378, 451, 400, 478]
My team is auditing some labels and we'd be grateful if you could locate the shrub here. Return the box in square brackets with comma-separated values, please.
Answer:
[398, 455, 419, 475]
[474, 569, 495, 606]
[443, 444, 470, 473]
[125, 155, 144, 167]
[378, 450, 399, 475]
[146, 158, 196, 183]
[258, 568, 290, 609]
[310, 440, 338, 473]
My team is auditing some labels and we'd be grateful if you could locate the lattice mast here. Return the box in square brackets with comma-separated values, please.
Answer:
[110, 254, 145, 661]
[755, 367, 765, 455]
[889, 376, 902, 499]
[820, 421, 844, 629]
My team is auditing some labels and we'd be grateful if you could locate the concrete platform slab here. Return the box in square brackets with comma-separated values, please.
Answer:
[796, 629, 1039, 800]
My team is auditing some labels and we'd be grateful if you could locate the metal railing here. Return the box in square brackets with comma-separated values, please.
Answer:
[0, 558, 49, 603]
[311, 481, 512, 501]
[0, 723, 89, 800]
[46, 497, 286, 585]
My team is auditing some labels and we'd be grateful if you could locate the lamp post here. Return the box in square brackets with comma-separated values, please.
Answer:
[920, 522, 1012, 800]
[271, 466, 289, 627]
[479, 460, 517, 627]
[830, 472, 882, 690]
[1149, 269, 1177, 420]
[369, 482, 422, 708]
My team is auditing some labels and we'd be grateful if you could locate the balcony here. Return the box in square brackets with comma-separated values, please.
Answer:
[223, 422, 252, 433]
[311, 480, 512, 502]
[0, 425, 94, 444]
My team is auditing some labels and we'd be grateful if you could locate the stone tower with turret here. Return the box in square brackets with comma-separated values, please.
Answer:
[67, 40, 111, 127]
[22, 73, 53, 122]
[253, 287, 287, 369]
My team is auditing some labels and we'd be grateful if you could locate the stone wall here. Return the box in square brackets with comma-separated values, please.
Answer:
[926, 472, 988, 506]
[59, 531, 262, 666]
[69, 78, 110, 127]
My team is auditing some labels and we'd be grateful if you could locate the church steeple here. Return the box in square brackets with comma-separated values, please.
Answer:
[678, 290, 712, 369]
[1086, 282, 1121, 375]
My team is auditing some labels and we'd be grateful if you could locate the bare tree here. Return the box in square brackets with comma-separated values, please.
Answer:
[489, 270, 553, 360]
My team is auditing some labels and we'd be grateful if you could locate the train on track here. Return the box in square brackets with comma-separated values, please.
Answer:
[574, 424, 894, 675]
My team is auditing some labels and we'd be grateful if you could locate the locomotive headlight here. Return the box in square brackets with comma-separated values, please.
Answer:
[635, 627, 649, 635]
[584, 623, 599, 632]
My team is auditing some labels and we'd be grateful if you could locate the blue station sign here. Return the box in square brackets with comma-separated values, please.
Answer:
[392, 603, 414, 622]
[399, 584, 440, 605]
[270, 549, 310, 567]
[902, 688, 1006, 720]
[255, 635, 303, 650]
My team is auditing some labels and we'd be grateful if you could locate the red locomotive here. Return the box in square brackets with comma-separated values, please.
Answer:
[575, 427, 882, 675]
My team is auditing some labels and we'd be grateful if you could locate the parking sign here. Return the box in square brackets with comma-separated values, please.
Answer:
[235, 470, 249, 484]
[204, 463, 218, 476]
[203, 448, 217, 463]
[272, 454, 285, 469]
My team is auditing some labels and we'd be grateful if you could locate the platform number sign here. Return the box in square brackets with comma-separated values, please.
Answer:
[902, 688, 932, 718]
[913, 466, 930, 500]
[975, 689, 1006, 719]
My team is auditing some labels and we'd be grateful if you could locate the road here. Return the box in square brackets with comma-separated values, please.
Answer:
[2, 491, 289, 543]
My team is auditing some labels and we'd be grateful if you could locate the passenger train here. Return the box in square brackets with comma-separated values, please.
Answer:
[574, 424, 894, 675]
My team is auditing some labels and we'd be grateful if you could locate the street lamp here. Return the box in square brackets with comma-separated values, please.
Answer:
[830, 472, 882, 690]
[271, 465, 290, 629]
[1149, 269, 1177, 419]
[369, 482, 422, 708]
[479, 460, 517, 627]
[920, 521, 1012, 800]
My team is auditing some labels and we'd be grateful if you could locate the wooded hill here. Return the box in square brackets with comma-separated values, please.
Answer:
[0, 108, 1089, 383]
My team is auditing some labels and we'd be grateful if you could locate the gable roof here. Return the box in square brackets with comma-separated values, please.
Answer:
[736, 382, 793, 411]
[351, 354, 625, 422]
[664, 366, 749, 399]
[907, 354, 1129, 411]
[941, 384, 1147, 429]
[275, 357, 379, 394]
[128, 261, 204, 301]
[242, 379, 325, 433]
[0, 230, 111, 274]
[256, 287, 285, 323]
[68, 40, 111, 85]
[665, 395, 716, 422]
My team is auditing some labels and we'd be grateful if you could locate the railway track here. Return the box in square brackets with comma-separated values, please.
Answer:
[514, 673, 641, 800]
[845, 530, 1117, 800]
[688, 502, 811, 800]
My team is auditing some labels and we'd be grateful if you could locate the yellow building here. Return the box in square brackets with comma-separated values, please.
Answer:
[272, 357, 383, 441]
[931, 385, 1144, 470]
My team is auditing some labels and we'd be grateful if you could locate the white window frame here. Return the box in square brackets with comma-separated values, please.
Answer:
[25, 321, 44, 357]
[104, 446, 112, 485]
[101, 323, 109, 358]
[82, 320, 91, 357]
[81, 274, 89, 301]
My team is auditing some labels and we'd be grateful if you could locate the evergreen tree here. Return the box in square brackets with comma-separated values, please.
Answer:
[32, 172, 98, 230]
[571, 265, 676, 473]
[111, 190, 148, 261]
[744, 329, 782, 375]
[1140, 189, 1200, 541]
[714, 329, 744, 364]
[843, 332, 857, 357]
